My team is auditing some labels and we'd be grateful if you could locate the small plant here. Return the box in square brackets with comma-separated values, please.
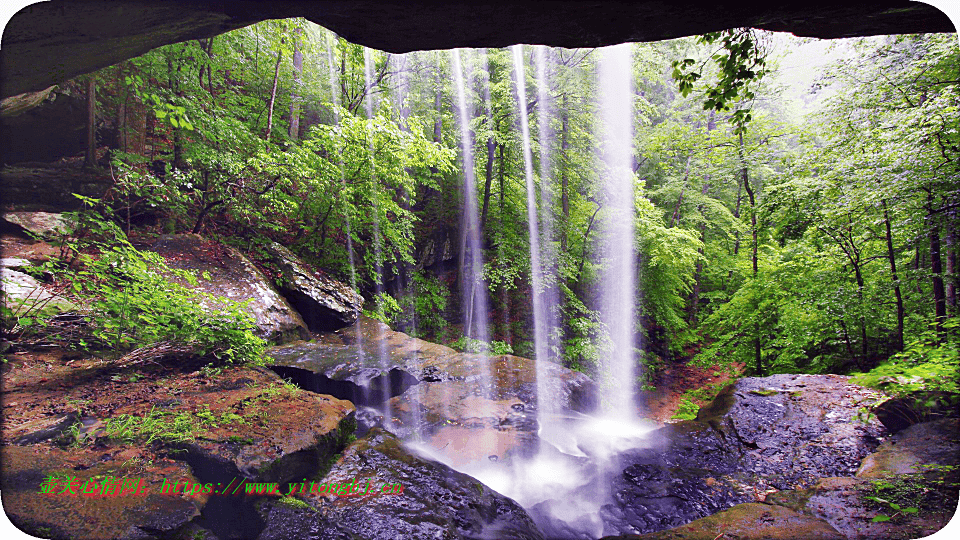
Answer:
[364, 292, 402, 326]
[671, 398, 700, 420]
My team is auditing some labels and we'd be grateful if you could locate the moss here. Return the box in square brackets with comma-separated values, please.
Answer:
[277, 496, 313, 511]
[750, 389, 779, 396]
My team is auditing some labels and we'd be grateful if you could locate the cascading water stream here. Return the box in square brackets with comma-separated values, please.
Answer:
[326, 34, 367, 371]
[408, 43, 653, 540]
[511, 44, 559, 448]
[451, 48, 495, 455]
[363, 47, 393, 428]
[534, 45, 562, 442]
[597, 43, 639, 422]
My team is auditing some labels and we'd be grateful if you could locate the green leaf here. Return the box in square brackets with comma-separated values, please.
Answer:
[871, 515, 891, 523]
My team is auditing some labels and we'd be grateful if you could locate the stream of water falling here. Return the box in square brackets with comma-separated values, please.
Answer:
[597, 43, 639, 422]
[326, 34, 366, 368]
[511, 44, 558, 443]
[362, 47, 392, 427]
[451, 48, 495, 456]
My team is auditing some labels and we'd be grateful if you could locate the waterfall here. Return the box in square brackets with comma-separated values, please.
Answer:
[597, 43, 639, 421]
[326, 33, 367, 370]
[363, 47, 392, 427]
[451, 48, 495, 455]
[512, 44, 559, 444]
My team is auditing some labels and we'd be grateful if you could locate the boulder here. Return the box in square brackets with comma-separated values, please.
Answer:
[696, 374, 886, 489]
[1, 266, 77, 323]
[1, 444, 204, 540]
[857, 418, 960, 478]
[600, 421, 756, 536]
[267, 316, 597, 463]
[2, 211, 73, 239]
[258, 428, 545, 540]
[147, 234, 309, 344]
[265, 242, 363, 331]
[600, 374, 889, 537]
[767, 471, 959, 540]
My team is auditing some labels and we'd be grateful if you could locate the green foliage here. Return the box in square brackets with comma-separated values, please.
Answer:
[364, 291, 402, 325]
[862, 466, 960, 524]
[671, 398, 699, 420]
[402, 271, 450, 336]
[70, 406, 246, 447]
[49, 198, 266, 366]
[671, 29, 769, 135]
[450, 336, 514, 355]
[852, 318, 959, 416]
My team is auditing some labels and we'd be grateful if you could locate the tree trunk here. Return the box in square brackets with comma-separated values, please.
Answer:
[882, 200, 905, 351]
[669, 152, 693, 228]
[929, 204, 946, 339]
[560, 101, 570, 252]
[289, 30, 303, 140]
[84, 75, 97, 169]
[739, 131, 761, 376]
[265, 48, 283, 141]
[689, 178, 710, 324]
[481, 133, 495, 231]
[946, 209, 957, 315]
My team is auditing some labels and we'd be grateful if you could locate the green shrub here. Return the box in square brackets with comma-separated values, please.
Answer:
[39, 195, 266, 366]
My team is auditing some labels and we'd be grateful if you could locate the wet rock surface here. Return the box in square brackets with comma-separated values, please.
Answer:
[268, 316, 597, 464]
[259, 429, 545, 540]
[696, 374, 886, 489]
[265, 242, 363, 331]
[601, 375, 890, 537]
[146, 234, 309, 344]
[1, 344, 360, 540]
[600, 421, 755, 536]
[601, 502, 845, 540]
[1, 444, 204, 540]
[857, 417, 960, 478]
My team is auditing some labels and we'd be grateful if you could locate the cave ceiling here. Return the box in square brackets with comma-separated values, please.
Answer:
[0, 0, 955, 98]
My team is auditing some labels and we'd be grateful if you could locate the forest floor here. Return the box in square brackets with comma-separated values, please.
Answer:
[642, 353, 743, 423]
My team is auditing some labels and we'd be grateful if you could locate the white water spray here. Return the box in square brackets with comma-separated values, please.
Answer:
[451, 49, 495, 458]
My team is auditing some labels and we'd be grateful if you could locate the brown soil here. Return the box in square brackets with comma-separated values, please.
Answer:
[642, 357, 743, 424]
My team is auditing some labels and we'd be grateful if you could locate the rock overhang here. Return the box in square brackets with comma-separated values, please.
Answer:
[1, 0, 955, 98]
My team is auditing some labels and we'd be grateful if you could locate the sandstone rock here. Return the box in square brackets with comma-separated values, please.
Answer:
[599, 374, 889, 537]
[599, 421, 755, 536]
[2, 211, 72, 239]
[767, 474, 959, 540]
[147, 234, 309, 344]
[266, 242, 363, 331]
[267, 316, 597, 464]
[258, 429, 545, 540]
[0, 444, 203, 540]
